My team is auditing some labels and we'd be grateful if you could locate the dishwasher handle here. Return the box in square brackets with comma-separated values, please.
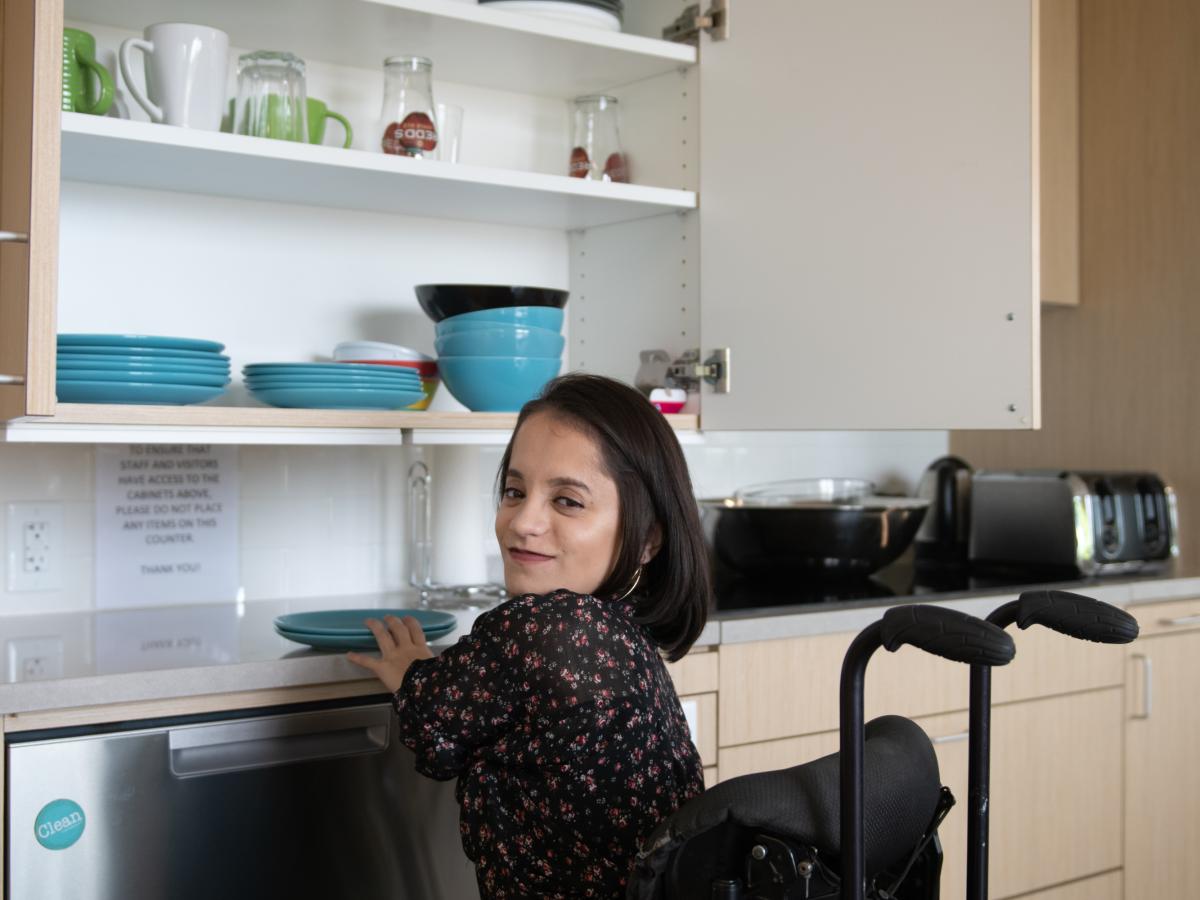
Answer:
[168, 705, 392, 778]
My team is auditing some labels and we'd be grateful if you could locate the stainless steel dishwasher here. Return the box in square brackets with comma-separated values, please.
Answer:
[6, 698, 479, 899]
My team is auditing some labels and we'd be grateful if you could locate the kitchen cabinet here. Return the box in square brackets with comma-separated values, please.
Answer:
[0, 0, 1040, 442]
[717, 618, 1126, 899]
[717, 615, 1123, 748]
[1124, 598, 1200, 900]
[666, 648, 718, 767]
[0, 0, 60, 421]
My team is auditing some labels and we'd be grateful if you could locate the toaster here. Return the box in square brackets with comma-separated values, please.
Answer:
[969, 470, 1179, 575]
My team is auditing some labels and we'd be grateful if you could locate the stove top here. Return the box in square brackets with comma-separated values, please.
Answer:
[709, 550, 1174, 614]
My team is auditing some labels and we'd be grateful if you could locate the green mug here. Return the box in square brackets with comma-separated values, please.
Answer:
[236, 93, 306, 142]
[62, 28, 114, 116]
[307, 98, 353, 148]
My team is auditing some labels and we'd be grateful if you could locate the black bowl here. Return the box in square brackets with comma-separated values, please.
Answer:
[414, 284, 569, 323]
[700, 496, 930, 579]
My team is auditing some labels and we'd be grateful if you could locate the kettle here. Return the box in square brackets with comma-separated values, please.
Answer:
[914, 455, 972, 563]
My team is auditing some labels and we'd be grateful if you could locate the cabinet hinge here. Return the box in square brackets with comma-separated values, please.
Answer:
[637, 348, 731, 395]
[663, 0, 729, 45]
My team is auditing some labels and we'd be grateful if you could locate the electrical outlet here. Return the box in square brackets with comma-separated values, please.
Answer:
[6, 503, 63, 592]
[7, 637, 64, 681]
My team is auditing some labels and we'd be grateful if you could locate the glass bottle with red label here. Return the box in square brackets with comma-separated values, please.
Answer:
[569, 95, 629, 183]
[379, 56, 438, 158]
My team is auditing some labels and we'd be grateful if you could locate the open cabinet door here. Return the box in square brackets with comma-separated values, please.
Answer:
[0, 0, 61, 419]
[697, 0, 1039, 430]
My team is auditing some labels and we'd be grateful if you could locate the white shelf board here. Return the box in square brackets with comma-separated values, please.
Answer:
[0, 422, 409, 446]
[67, 0, 694, 99]
[61, 113, 696, 229]
[2, 405, 700, 445]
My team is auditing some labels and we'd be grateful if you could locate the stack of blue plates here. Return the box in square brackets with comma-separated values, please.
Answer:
[56, 334, 231, 405]
[274, 608, 458, 651]
[244, 362, 426, 409]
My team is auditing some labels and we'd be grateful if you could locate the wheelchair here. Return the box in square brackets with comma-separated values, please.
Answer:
[628, 591, 1138, 900]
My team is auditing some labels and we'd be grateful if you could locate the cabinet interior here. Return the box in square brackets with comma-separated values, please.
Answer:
[45, 0, 699, 436]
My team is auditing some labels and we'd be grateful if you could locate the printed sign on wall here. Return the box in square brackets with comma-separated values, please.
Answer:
[95, 445, 239, 609]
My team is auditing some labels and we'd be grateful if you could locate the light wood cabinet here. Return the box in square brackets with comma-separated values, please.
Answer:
[930, 692, 1123, 900]
[717, 618, 1124, 748]
[1123, 600, 1200, 900]
[717, 612, 1127, 899]
[719, 690, 1123, 900]
[0, 0, 1041, 441]
[0, 0, 60, 418]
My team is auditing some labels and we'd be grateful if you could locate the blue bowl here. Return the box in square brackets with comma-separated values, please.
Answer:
[438, 306, 564, 332]
[438, 356, 562, 412]
[435, 327, 564, 359]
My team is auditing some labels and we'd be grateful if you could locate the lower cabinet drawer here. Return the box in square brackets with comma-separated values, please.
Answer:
[718, 625, 1124, 747]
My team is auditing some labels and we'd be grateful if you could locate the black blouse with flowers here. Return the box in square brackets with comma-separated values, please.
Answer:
[392, 589, 704, 899]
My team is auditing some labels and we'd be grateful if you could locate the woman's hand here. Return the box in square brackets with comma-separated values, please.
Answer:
[346, 615, 434, 694]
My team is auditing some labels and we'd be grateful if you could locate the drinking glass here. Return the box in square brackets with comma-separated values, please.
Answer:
[233, 51, 308, 142]
[379, 56, 438, 157]
[570, 94, 628, 182]
[435, 103, 464, 163]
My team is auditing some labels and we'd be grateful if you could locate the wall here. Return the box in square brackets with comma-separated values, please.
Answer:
[0, 443, 416, 615]
[0, 430, 947, 615]
[951, 0, 1200, 565]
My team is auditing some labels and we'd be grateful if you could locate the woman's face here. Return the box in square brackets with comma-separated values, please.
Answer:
[495, 412, 623, 597]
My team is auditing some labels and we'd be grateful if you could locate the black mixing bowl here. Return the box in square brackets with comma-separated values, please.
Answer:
[415, 284, 569, 323]
[700, 495, 930, 579]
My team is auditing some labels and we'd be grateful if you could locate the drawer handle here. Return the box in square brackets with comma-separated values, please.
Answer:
[1158, 614, 1200, 627]
[1131, 653, 1153, 720]
[0, 230, 29, 243]
[0, 375, 26, 384]
[932, 731, 969, 744]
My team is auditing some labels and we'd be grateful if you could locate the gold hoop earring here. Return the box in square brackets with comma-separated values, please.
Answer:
[614, 566, 643, 602]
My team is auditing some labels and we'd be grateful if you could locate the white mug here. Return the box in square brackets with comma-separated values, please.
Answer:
[119, 23, 229, 129]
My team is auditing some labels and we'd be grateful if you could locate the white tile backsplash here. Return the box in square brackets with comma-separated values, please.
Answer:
[0, 444, 407, 615]
[0, 430, 947, 615]
[682, 431, 948, 499]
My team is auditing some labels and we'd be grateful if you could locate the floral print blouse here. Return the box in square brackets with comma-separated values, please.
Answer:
[393, 589, 704, 899]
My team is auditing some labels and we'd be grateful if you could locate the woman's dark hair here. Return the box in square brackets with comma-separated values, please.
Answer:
[496, 373, 711, 661]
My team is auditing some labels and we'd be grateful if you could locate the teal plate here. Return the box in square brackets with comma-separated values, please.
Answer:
[275, 608, 457, 634]
[244, 363, 420, 378]
[249, 386, 425, 409]
[244, 375, 420, 388]
[57, 369, 231, 387]
[55, 380, 227, 405]
[57, 354, 230, 373]
[275, 627, 454, 651]
[58, 333, 225, 353]
[60, 345, 230, 361]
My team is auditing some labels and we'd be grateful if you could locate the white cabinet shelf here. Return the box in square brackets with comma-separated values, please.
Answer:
[61, 114, 695, 229]
[1, 405, 700, 445]
[67, 0, 695, 99]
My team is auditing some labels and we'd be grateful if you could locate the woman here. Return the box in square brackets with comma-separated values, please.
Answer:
[348, 373, 713, 899]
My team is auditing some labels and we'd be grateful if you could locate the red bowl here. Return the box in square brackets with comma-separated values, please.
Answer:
[652, 400, 686, 414]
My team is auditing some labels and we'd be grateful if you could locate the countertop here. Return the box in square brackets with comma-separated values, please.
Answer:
[1, 567, 1196, 717]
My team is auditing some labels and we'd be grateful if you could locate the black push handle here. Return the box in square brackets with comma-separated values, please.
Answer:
[881, 605, 1016, 667]
[1010, 589, 1140, 643]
